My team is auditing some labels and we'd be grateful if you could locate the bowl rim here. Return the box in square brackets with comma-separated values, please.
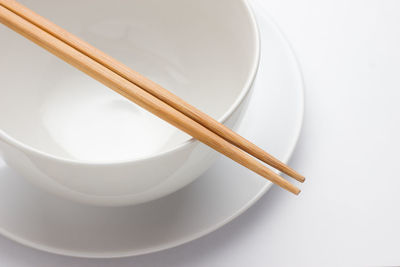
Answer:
[0, 0, 261, 166]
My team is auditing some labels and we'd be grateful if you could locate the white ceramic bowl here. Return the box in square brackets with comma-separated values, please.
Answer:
[0, 0, 260, 206]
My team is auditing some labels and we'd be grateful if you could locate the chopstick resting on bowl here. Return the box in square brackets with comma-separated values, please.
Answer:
[0, 0, 305, 194]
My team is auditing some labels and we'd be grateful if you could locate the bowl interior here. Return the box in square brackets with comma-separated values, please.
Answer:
[0, 0, 258, 162]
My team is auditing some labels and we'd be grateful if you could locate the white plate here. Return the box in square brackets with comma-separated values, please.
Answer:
[0, 0, 304, 258]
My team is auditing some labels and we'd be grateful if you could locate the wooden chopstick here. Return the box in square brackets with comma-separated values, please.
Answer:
[0, 0, 305, 184]
[0, 2, 301, 194]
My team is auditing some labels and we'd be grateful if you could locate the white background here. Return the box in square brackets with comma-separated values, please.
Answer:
[1, 0, 400, 266]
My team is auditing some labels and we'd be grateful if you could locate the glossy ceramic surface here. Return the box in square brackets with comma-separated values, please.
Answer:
[0, 0, 260, 206]
[0, 2, 304, 257]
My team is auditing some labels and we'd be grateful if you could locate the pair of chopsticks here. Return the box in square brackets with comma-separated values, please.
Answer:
[0, 0, 305, 194]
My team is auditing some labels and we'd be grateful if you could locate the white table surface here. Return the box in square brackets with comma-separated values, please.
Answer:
[1, 0, 400, 266]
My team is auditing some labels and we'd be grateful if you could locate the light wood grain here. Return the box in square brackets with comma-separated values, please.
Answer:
[0, 2, 301, 194]
[0, 0, 304, 183]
